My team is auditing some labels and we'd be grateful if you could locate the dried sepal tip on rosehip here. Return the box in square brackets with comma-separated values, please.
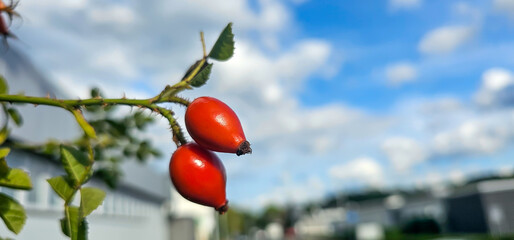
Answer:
[0, 0, 19, 40]
[169, 143, 229, 214]
[185, 96, 251, 156]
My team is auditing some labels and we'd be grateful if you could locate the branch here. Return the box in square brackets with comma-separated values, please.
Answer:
[0, 94, 189, 147]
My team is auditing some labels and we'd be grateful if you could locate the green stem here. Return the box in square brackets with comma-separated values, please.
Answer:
[64, 205, 72, 238]
[0, 94, 189, 147]
[150, 57, 206, 103]
[153, 106, 187, 146]
[0, 94, 190, 108]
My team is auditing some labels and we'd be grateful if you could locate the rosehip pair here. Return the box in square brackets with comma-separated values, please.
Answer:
[169, 96, 250, 214]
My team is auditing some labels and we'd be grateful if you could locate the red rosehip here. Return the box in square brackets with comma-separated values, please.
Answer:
[185, 96, 251, 156]
[169, 143, 229, 214]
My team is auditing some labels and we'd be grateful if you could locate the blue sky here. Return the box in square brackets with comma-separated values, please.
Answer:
[9, 0, 514, 210]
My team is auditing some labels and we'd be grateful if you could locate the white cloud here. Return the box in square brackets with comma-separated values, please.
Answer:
[381, 137, 428, 172]
[389, 0, 422, 10]
[385, 62, 417, 86]
[494, 0, 514, 16]
[498, 165, 514, 177]
[453, 2, 483, 23]
[432, 118, 512, 155]
[418, 26, 475, 55]
[449, 170, 466, 185]
[253, 175, 326, 208]
[329, 157, 384, 187]
[475, 68, 514, 107]
[88, 5, 137, 25]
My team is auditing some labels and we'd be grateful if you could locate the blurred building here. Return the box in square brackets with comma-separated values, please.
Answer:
[295, 178, 514, 238]
[0, 47, 216, 239]
[295, 207, 345, 236]
[447, 178, 514, 235]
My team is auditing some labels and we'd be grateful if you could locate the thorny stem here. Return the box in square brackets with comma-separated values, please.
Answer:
[150, 57, 206, 104]
[0, 93, 191, 146]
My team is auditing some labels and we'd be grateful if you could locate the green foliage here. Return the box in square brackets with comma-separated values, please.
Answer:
[0, 158, 7, 175]
[0, 193, 26, 234]
[60, 146, 91, 186]
[222, 207, 257, 237]
[0, 147, 32, 190]
[190, 63, 213, 87]
[48, 176, 75, 202]
[0, 127, 9, 145]
[63, 206, 88, 240]
[0, 147, 10, 158]
[93, 167, 121, 189]
[80, 187, 105, 217]
[71, 109, 97, 139]
[401, 217, 441, 234]
[0, 76, 8, 94]
[258, 205, 284, 227]
[6, 108, 22, 126]
[0, 168, 32, 190]
[209, 23, 235, 61]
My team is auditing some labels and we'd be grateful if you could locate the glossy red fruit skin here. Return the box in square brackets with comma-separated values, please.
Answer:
[185, 96, 251, 156]
[169, 143, 228, 213]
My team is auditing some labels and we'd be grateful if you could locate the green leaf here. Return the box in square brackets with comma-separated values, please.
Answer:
[208, 23, 235, 61]
[0, 158, 7, 176]
[64, 206, 88, 240]
[78, 219, 88, 240]
[0, 147, 10, 175]
[0, 168, 32, 190]
[0, 236, 15, 240]
[71, 109, 97, 139]
[66, 206, 79, 239]
[0, 76, 8, 94]
[90, 88, 102, 98]
[47, 176, 75, 202]
[190, 63, 213, 87]
[181, 60, 203, 81]
[0, 127, 9, 145]
[0, 148, 10, 158]
[0, 193, 26, 234]
[60, 217, 70, 237]
[80, 187, 105, 217]
[94, 168, 121, 189]
[60, 145, 90, 186]
[7, 108, 22, 126]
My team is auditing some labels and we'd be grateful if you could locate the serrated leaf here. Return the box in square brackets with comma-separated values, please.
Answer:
[0, 76, 8, 94]
[47, 176, 75, 202]
[0, 193, 26, 234]
[7, 108, 22, 126]
[80, 187, 105, 217]
[71, 109, 97, 139]
[0, 168, 32, 190]
[208, 23, 235, 61]
[190, 63, 213, 87]
[60, 146, 90, 186]
[0, 127, 9, 145]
